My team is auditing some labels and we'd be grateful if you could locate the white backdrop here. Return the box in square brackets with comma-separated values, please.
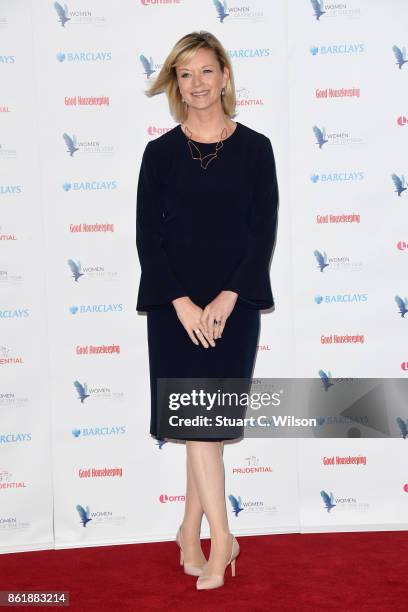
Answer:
[0, 0, 407, 554]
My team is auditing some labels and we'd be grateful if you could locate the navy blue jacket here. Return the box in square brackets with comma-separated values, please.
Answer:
[136, 122, 279, 311]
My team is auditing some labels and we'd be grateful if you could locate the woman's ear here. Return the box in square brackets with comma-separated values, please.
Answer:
[222, 66, 230, 89]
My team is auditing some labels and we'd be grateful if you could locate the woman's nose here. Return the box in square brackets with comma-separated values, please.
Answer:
[192, 72, 202, 87]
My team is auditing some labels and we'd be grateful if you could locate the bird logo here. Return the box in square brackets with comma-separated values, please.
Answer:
[213, 0, 229, 23]
[63, 133, 79, 157]
[54, 2, 70, 27]
[313, 126, 328, 149]
[320, 490, 336, 512]
[318, 370, 334, 392]
[310, 0, 326, 21]
[391, 174, 407, 197]
[396, 417, 408, 439]
[228, 494, 244, 517]
[74, 380, 90, 403]
[314, 249, 329, 272]
[140, 55, 156, 79]
[392, 45, 407, 69]
[395, 295, 408, 318]
[67, 259, 84, 282]
[76, 504, 92, 527]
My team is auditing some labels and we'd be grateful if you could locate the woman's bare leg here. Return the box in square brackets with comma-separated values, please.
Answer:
[180, 445, 207, 566]
[186, 440, 234, 576]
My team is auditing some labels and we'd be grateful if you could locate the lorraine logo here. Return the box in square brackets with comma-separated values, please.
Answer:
[392, 45, 407, 69]
[313, 249, 329, 272]
[76, 504, 92, 527]
[63, 133, 78, 156]
[392, 174, 407, 197]
[318, 370, 334, 391]
[320, 490, 336, 512]
[228, 494, 244, 517]
[310, 0, 325, 21]
[140, 54, 155, 78]
[67, 259, 84, 282]
[395, 296, 408, 318]
[396, 417, 408, 439]
[74, 380, 90, 403]
[212, 0, 229, 23]
[54, 2, 71, 27]
[313, 126, 328, 149]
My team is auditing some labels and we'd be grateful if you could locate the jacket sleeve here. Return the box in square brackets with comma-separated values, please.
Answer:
[136, 141, 188, 311]
[223, 136, 279, 309]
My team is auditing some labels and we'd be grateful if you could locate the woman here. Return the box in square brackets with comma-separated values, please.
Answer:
[136, 31, 279, 590]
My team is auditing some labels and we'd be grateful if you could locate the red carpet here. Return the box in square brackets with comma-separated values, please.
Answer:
[1, 532, 408, 611]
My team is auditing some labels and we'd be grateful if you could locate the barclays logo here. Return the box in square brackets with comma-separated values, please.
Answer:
[228, 48, 270, 59]
[0, 55, 16, 64]
[310, 43, 364, 55]
[56, 51, 112, 63]
[315, 293, 368, 304]
[310, 172, 364, 182]
[392, 174, 406, 197]
[0, 433, 32, 444]
[0, 185, 23, 194]
[392, 45, 407, 69]
[69, 303, 124, 315]
[0, 309, 30, 319]
[71, 425, 126, 437]
[62, 180, 117, 192]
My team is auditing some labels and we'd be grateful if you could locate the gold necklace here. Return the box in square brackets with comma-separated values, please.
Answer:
[182, 124, 228, 170]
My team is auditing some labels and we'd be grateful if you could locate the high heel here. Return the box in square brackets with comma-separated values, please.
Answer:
[176, 525, 206, 577]
[196, 534, 240, 590]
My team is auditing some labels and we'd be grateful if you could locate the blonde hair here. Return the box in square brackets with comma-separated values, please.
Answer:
[146, 31, 236, 123]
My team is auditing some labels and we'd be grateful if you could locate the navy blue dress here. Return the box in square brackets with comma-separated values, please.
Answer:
[136, 122, 279, 440]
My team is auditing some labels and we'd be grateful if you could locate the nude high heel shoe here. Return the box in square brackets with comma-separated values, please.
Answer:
[196, 534, 240, 590]
[176, 525, 206, 577]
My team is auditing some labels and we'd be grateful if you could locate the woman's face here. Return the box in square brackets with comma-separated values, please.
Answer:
[175, 47, 229, 115]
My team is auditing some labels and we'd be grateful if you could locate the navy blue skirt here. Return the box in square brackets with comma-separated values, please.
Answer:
[146, 301, 260, 441]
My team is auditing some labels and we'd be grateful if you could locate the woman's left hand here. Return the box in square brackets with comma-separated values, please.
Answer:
[200, 290, 238, 341]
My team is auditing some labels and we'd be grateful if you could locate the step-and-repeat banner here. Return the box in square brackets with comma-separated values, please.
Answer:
[1, 0, 407, 554]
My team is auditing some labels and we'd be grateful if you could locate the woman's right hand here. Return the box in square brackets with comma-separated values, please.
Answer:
[171, 297, 216, 348]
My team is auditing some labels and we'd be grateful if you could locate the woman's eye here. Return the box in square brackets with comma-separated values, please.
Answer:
[203, 69, 213, 73]
[181, 73, 190, 78]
